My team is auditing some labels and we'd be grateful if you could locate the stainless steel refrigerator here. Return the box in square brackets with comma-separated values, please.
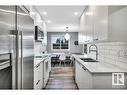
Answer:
[0, 6, 34, 89]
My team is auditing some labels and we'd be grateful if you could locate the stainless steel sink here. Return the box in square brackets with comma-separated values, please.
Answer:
[80, 58, 99, 62]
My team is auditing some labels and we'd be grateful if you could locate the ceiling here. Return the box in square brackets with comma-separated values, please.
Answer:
[35, 6, 86, 32]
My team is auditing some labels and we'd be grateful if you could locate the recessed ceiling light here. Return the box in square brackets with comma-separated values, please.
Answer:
[47, 20, 51, 23]
[42, 11, 47, 15]
[74, 12, 78, 16]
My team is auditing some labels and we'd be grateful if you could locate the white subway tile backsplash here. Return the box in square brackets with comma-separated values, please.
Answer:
[88, 42, 127, 66]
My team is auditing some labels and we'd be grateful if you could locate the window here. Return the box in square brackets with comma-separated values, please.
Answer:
[51, 35, 70, 50]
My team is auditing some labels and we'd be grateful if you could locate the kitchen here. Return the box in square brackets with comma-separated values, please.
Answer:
[0, 5, 127, 90]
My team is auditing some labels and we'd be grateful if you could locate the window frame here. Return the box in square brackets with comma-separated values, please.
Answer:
[51, 35, 70, 51]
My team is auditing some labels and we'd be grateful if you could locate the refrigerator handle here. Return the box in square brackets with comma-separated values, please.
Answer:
[19, 31, 23, 89]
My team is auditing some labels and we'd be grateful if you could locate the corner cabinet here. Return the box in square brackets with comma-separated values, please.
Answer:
[79, 6, 108, 44]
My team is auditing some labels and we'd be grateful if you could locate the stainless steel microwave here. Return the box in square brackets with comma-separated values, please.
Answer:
[35, 26, 44, 41]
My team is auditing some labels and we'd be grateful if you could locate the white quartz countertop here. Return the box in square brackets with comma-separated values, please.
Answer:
[72, 54, 127, 73]
[34, 54, 51, 67]
[34, 59, 43, 67]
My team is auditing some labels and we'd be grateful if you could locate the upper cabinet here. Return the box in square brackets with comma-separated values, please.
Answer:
[79, 6, 94, 44]
[108, 6, 127, 42]
[79, 12, 86, 44]
[79, 6, 108, 44]
[93, 6, 108, 42]
[79, 6, 127, 44]
[85, 6, 94, 43]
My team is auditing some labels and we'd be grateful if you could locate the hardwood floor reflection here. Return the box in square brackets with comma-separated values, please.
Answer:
[45, 67, 78, 89]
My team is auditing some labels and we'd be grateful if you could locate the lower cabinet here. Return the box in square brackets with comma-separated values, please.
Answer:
[34, 62, 43, 89]
[75, 61, 92, 89]
[75, 60, 127, 89]
[43, 56, 51, 88]
[34, 56, 51, 89]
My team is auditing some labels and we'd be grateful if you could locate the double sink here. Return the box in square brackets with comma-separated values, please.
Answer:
[80, 58, 99, 62]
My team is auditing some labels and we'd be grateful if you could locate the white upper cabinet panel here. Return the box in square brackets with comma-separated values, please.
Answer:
[79, 6, 108, 44]
[93, 6, 108, 42]
[79, 12, 87, 44]
[108, 6, 127, 42]
[79, 12, 84, 44]
[85, 6, 94, 43]
[79, 6, 127, 44]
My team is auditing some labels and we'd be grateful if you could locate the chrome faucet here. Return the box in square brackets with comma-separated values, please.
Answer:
[89, 44, 98, 60]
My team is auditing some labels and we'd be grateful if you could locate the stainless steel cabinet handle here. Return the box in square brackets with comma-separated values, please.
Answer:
[82, 66, 87, 71]
[20, 31, 23, 88]
[36, 63, 40, 68]
[36, 80, 40, 85]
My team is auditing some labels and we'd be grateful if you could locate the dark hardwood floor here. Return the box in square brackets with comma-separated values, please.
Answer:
[45, 67, 78, 90]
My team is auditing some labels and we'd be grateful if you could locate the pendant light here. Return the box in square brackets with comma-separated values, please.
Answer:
[64, 27, 70, 40]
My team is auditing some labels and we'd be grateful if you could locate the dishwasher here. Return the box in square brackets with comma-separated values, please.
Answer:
[0, 53, 12, 89]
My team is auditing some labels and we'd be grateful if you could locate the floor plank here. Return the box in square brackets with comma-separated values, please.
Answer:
[45, 67, 78, 90]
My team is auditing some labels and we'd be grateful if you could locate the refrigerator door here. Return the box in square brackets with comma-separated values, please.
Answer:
[16, 6, 34, 89]
[0, 6, 16, 89]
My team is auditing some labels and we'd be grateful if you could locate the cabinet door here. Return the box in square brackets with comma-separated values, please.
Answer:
[79, 66, 92, 89]
[108, 7, 127, 42]
[79, 12, 85, 44]
[34, 63, 42, 89]
[75, 61, 92, 89]
[75, 61, 81, 87]
[94, 6, 108, 41]
[48, 57, 51, 73]
[85, 6, 94, 43]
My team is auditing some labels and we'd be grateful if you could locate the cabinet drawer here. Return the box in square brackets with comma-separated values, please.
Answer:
[34, 62, 42, 89]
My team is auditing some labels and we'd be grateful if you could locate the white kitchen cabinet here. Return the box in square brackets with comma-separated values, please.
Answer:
[79, 6, 127, 43]
[79, 12, 86, 44]
[75, 61, 92, 89]
[34, 61, 43, 89]
[75, 60, 127, 89]
[75, 60, 81, 87]
[85, 6, 94, 43]
[93, 6, 108, 42]
[79, 6, 94, 44]
[79, 66, 92, 89]
[43, 56, 51, 88]
[108, 6, 127, 42]
[79, 6, 108, 44]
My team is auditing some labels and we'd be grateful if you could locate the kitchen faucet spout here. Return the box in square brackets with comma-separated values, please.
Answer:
[89, 44, 98, 60]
